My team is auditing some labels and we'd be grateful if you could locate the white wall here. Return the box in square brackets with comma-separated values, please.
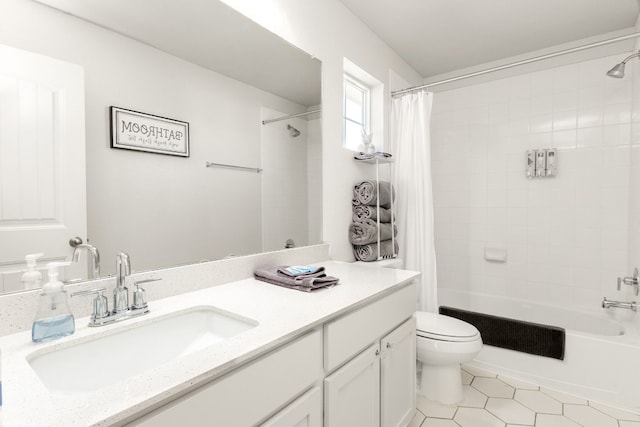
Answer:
[0, 0, 320, 274]
[307, 108, 323, 245]
[627, 16, 640, 279]
[220, 0, 423, 261]
[431, 51, 639, 311]
[260, 108, 310, 252]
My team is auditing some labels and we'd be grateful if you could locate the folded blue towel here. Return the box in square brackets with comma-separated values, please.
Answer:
[278, 266, 324, 277]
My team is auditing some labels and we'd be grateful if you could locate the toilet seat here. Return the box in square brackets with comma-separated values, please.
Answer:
[416, 312, 480, 342]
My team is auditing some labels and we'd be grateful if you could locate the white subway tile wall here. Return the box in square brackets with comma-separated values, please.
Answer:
[431, 52, 639, 310]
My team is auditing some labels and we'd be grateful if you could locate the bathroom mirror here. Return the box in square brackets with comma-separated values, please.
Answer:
[0, 0, 322, 292]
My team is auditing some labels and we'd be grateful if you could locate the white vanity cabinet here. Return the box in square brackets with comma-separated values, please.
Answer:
[127, 329, 323, 427]
[323, 283, 416, 427]
[126, 281, 417, 427]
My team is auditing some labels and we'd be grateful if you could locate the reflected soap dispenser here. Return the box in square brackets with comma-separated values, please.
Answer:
[21, 253, 44, 290]
[32, 261, 75, 343]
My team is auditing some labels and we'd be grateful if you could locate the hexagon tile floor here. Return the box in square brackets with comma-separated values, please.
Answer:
[409, 364, 640, 427]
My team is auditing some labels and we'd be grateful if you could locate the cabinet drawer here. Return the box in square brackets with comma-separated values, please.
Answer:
[324, 282, 416, 372]
[128, 329, 323, 427]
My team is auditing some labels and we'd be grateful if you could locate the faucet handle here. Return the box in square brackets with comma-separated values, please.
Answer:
[71, 287, 109, 320]
[618, 267, 640, 296]
[131, 278, 161, 311]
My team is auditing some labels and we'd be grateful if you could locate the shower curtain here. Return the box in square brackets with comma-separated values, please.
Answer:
[391, 90, 438, 313]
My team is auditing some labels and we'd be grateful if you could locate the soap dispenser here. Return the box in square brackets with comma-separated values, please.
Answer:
[21, 253, 44, 290]
[32, 261, 75, 343]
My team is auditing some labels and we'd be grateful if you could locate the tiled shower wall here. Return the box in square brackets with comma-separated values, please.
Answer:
[431, 52, 639, 310]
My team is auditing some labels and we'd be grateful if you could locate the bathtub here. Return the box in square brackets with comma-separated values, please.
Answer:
[438, 288, 640, 412]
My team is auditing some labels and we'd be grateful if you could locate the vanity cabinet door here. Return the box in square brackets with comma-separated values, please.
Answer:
[381, 317, 416, 427]
[324, 343, 381, 427]
[261, 386, 322, 427]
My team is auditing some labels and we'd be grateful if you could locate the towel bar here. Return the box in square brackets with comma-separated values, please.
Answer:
[206, 162, 262, 173]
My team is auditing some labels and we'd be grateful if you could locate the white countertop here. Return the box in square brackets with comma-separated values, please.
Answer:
[0, 260, 419, 426]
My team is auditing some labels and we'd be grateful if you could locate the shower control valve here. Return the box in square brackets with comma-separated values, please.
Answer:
[617, 268, 639, 296]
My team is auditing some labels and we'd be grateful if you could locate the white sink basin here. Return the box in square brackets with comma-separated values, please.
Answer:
[28, 306, 258, 395]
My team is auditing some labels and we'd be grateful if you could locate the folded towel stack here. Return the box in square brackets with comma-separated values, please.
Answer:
[350, 181, 398, 262]
[254, 265, 339, 292]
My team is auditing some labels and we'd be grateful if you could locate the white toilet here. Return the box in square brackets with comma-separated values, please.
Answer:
[415, 311, 482, 404]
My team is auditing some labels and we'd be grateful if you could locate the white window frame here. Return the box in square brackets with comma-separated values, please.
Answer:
[343, 74, 371, 151]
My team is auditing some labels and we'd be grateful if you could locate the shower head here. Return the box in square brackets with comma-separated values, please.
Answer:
[606, 51, 640, 78]
[607, 62, 626, 78]
[287, 124, 301, 138]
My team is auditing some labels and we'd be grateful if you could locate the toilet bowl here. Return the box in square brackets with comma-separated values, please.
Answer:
[416, 311, 482, 404]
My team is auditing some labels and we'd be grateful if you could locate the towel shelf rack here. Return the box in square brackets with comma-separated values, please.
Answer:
[206, 161, 263, 173]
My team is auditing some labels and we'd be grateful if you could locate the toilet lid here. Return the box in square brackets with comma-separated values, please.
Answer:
[416, 312, 480, 342]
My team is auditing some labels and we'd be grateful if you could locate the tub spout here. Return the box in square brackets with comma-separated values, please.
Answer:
[602, 297, 636, 312]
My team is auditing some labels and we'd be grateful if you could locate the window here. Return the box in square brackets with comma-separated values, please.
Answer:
[343, 75, 370, 151]
[343, 58, 383, 152]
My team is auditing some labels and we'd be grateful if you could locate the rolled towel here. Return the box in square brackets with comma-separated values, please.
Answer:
[353, 240, 399, 262]
[354, 181, 395, 209]
[349, 219, 397, 245]
[352, 186, 361, 206]
[353, 205, 393, 223]
[254, 265, 339, 292]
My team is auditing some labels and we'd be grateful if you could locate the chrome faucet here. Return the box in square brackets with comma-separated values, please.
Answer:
[114, 252, 131, 314]
[71, 243, 101, 279]
[72, 252, 161, 327]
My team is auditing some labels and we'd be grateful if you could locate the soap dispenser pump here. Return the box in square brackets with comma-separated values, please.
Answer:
[32, 261, 75, 343]
[21, 253, 44, 290]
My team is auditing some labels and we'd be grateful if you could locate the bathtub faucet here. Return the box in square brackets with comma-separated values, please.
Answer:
[602, 297, 636, 312]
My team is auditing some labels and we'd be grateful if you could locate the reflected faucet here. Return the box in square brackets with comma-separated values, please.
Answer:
[114, 252, 130, 314]
[71, 243, 101, 279]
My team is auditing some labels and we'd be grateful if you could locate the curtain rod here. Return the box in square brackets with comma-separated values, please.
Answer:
[391, 31, 640, 97]
[261, 109, 322, 125]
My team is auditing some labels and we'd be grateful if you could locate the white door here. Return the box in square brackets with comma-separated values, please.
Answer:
[261, 387, 323, 427]
[324, 343, 381, 427]
[381, 317, 416, 427]
[0, 44, 86, 291]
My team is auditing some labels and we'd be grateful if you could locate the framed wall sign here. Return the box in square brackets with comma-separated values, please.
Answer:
[110, 106, 190, 157]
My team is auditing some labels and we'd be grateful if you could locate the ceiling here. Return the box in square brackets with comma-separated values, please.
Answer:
[339, 0, 639, 80]
[33, 0, 321, 107]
